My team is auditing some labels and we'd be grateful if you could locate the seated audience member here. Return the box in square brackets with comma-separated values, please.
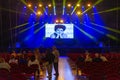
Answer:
[28, 55, 40, 66]
[9, 55, 18, 64]
[92, 53, 102, 62]
[0, 57, 11, 72]
[28, 55, 40, 75]
[84, 51, 92, 62]
[22, 50, 27, 54]
[76, 55, 85, 63]
[85, 54, 92, 62]
[100, 54, 108, 62]
[11, 50, 17, 57]
[18, 54, 27, 64]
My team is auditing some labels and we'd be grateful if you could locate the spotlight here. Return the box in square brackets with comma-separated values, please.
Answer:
[28, 4, 32, 7]
[35, 6, 37, 8]
[67, 3, 71, 7]
[76, 11, 81, 15]
[48, 4, 52, 7]
[77, 4, 80, 7]
[82, 6, 85, 8]
[71, 6, 74, 8]
[55, 19, 64, 23]
[24, 6, 26, 8]
[46, 6, 48, 8]
[55, 20, 59, 23]
[87, 3, 91, 7]
[60, 19, 64, 23]
[37, 11, 42, 15]
[39, 4, 42, 7]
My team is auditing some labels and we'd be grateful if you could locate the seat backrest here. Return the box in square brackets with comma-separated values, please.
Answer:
[30, 64, 39, 70]
[27, 64, 39, 73]
[0, 68, 10, 77]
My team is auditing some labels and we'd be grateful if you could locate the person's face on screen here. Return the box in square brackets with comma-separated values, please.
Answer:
[55, 28, 64, 34]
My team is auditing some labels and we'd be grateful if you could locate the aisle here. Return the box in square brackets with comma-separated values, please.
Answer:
[42, 56, 75, 80]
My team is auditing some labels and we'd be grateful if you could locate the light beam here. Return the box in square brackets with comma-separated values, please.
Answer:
[52, 0, 56, 15]
[19, 22, 39, 34]
[71, 0, 82, 15]
[91, 23, 120, 34]
[92, 7, 120, 14]
[81, 23, 119, 41]
[74, 24, 98, 42]
[81, 0, 103, 15]
[10, 23, 29, 30]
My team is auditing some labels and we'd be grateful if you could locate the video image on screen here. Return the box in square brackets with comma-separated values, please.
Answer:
[45, 24, 74, 39]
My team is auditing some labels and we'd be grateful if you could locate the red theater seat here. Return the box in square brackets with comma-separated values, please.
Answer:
[0, 68, 10, 79]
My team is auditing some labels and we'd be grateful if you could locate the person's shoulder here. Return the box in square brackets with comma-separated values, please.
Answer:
[50, 33, 56, 38]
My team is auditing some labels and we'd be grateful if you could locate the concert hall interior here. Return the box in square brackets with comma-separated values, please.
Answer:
[0, 0, 120, 80]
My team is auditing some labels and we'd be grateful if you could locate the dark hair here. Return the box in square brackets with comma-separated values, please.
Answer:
[30, 55, 35, 62]
[46, 48, 51, 54]
[54, 25, 66, 31]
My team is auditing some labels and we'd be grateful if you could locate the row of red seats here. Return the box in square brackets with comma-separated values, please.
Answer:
[67, 53, 120, 80]
[0, 53, 33, 62]
[67, 53, 120, 61]
[77, 62, 120, 80]
[0, 64, 39, 80]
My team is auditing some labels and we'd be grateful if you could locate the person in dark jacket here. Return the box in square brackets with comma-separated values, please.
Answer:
[92, 53, 102, 62]
[52, 46, 59, 76]
[45, 48, 55, 78]
[76, 55, 85, 64]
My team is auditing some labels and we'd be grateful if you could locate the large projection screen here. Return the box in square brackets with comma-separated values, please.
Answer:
[45, 24, 74, 39]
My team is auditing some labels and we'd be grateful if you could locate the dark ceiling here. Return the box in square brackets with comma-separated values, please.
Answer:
[0, 0, 119, 28]
[0, 0, 119, 13]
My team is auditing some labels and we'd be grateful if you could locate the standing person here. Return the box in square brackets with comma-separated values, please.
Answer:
[45, 48, 55, 78]
[34, 48, 41, 63]
[52, 46, 59, 76]
[9, 55, 18, 64]
[28, 55, 40, 76]
[33, 48, 41, 76]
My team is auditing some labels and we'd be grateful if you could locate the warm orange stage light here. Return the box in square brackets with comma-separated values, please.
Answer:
[28, 4, 32, 7]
